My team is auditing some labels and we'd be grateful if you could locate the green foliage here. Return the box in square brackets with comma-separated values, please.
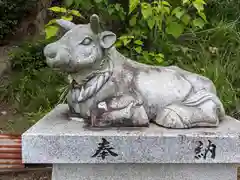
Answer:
[45, 7, 84, 39]
[205, 0, 240, 22]
[165, 21, 240, 118]
[2, 0, 239, 122]
[9, 40, 52, 71]
[0, 0, 36, 42]
[45, 0, 208, 65]
[0, 40, 68, 113]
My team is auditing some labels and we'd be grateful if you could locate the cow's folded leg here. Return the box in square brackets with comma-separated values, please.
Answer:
[154, 100, 222, 129]
[92, 101, 149, 127]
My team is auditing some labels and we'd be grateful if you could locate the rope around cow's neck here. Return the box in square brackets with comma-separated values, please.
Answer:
[71, 55, 113, 102]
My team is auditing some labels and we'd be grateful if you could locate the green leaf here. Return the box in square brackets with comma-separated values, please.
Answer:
[134, 40, 143, 45]
[48, 7, 67, 13]
[108, 8, 115, 15]
[193, 0, 205, 12]
[192, 18, 205, 28]
[181, 14, 191, 25]
[134, 46, 142, 53]
[115, 3, 121, 11]
[119, 35, 134, 40]
[46, 19, 57, 26]
[163, 7, 170, 14]
[166, 22, 184, 38]
[65, 0, 74, 7]
[198, 12, 207, 22]
[45, 26, 59, 39]
[166, 16, 175, 25]
[61, 15, 73, 21]
[162, 1, 171, 6]
[156, 57, 164, 64]
[182, 0, 190, 4]
[143, 51, 149, 59]
[172, 7, 185, 19]
[156, 53, 164, 58]
[129, 0, 140, 14]
[147, 18, 155, 29]
[149, 52, 155, 56]
[129, 14, 137, 26]
[115, 41, 122, 48]
[141, 2, 152, 19]
[70, 10, 81, 17]
[123, 39, 132, 46]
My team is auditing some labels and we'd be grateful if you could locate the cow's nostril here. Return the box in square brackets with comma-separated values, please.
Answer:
[43, 43, 58, 59]
[47, 51, 57, 59]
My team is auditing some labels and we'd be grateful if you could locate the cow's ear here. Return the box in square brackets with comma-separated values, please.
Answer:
[99, 31, 116, 49]
[56, 19, 76, 31]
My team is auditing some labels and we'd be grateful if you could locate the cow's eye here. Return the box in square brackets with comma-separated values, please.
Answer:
[81, 37, 92, 45]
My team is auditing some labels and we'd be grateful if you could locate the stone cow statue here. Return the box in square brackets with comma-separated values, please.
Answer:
[43, 14, 225, 129]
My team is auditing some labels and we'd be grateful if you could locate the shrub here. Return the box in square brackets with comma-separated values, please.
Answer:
[0, 0, 37, 42]
[0, 39, 68, 114]
[166, 21, 240, 118]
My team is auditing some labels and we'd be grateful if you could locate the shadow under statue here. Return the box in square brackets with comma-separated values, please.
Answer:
[43, 14, 225, 129]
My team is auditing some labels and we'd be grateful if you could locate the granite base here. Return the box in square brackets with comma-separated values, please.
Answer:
[52, 163, 237, 180]
[21, 104, 240, 180]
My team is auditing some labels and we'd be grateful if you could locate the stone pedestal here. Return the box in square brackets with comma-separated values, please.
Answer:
[22, 104, 240, 180]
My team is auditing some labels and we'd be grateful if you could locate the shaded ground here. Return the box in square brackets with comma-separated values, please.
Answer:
[0, 170, 51, 180]
[0, 102, 33, 134]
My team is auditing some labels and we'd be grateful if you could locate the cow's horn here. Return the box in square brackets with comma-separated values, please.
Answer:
[90, 14, 100, 34]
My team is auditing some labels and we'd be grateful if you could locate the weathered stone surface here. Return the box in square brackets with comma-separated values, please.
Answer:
[52, 164, 236, 180]
[43, 14, 225, 129]
[22, 104, 240, 164]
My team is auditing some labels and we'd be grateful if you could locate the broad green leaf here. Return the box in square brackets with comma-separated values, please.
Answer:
[143, 51, 149, 59]
[46, 19, 57, 26]
[108, 8, 115, 15]
[134, 40, 143, 45]
[193, 0, 206, 12]
[48, 6, 67, 13]
[115, 3, 121, 11]
[149, 52, 155, 56]
[182, 0, 190, 4]
[115, 41, 122, 48]
[123, 39, 131, 46]
[95, 0, 103, 3]
[147, 18, 155, 29]
[141, 2, 152, 19]
[198, 12, 207, 22]
[134, 46, 142, 53]
[193, 18, 205, 28]
[172, 7, 185, 19]
[129, 14, 137, 26]
[65, 0, 74, 7]
[181, 14, 191, 25]
[45, 25, 59, 39]
[166, 22, 184, 38]
[156, 53, 164, 58]
[156, 56, 164, 64]
[61, 15, 73, 21]
[162, 1, 171, 6]
[119, 35, 134, 40]
[166, 16, 175, 25]
[129, 0, 140, 14]
[70, 10, 81, 17]
[163, 7, 170, 14]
